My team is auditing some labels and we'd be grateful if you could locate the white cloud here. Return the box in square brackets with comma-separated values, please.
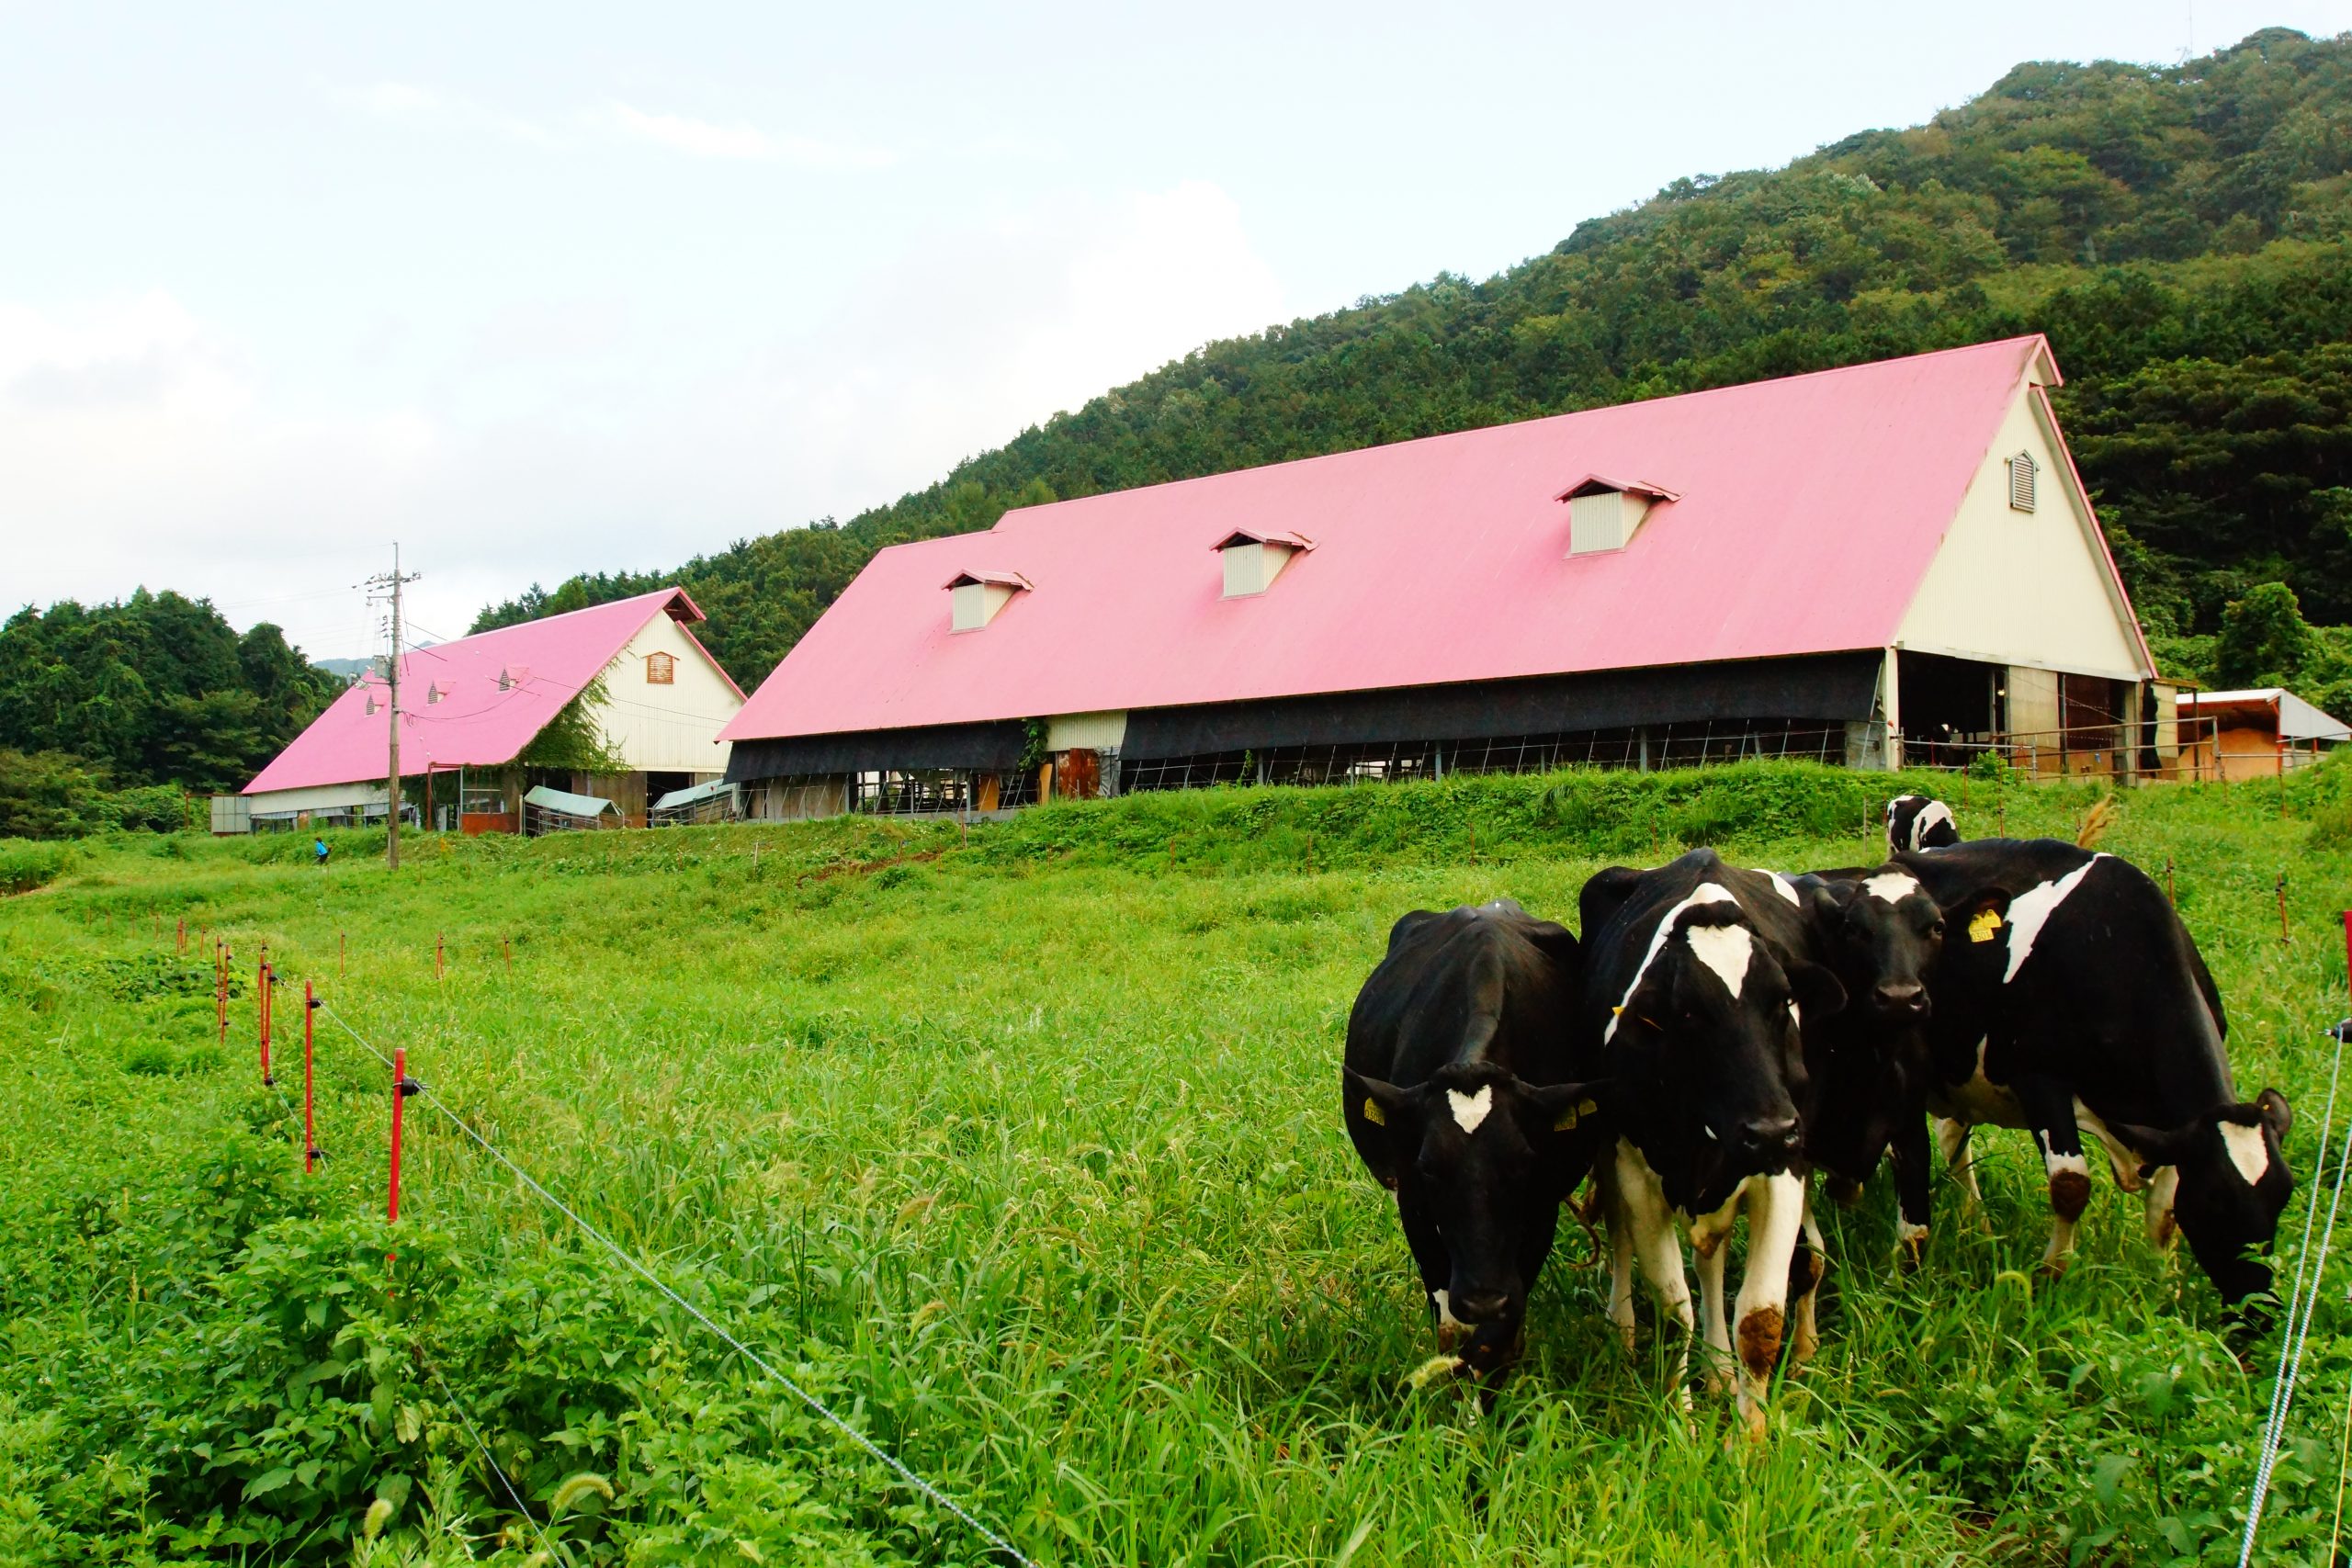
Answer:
[0, 182, 1283, 664]
[602, 102, 896, 167]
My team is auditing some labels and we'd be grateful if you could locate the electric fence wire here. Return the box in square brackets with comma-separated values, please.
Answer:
[2238, 1021, 2352, 1566]
[315, 1001, 1041, 1568]
[418, 1356, 571, 1567]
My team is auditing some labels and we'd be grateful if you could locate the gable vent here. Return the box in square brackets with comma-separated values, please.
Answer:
[1558, 475, 1680, 557]
[2007, 453, 2038, 513]
[945, 570, 1031, 632]
[1215, 528, 1313, 598]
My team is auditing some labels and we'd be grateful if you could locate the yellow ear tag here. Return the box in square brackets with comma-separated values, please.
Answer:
[1611, 1005, 1624, 1016]
[1969, 908, 2004, 943]
[1362, 1097, 1386, 1126]
[1554, 1099, 1600, 1132]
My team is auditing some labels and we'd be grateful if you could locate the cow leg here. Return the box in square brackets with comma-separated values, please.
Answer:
[1732, 1171, 1805, 1442]
[1788, 1189, 1826, 1370]
[1693, 1229, 1734, 1394]
[1934, 1116, 1985, 1228]
[1600, 1162, 1638, 1353]
[2018, 1078, 2091, 1277]
[1611, 1142, 1694, 1406]
[1888, 1111, 1933, 1268]
[2143, 1165, 2180, 1249]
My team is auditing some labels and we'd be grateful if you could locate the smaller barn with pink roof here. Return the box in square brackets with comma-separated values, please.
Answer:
[240, 588, 744, 831]
[718, 337, 2165, 818]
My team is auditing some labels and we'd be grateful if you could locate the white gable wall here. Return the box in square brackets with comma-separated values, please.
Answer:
[590, 613, 744, 773]
[1894, 385, 2150, 681]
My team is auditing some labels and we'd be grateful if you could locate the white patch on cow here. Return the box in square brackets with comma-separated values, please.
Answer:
[1446, 1085, 1494, 1135]
[1863, 871, 1922, 905]
[1788, 1001, 1803, 1032]
[1431, 1289, 1465, 1329]
[2036, 1129, 2090, 1185]
[1606, 1139, 1697, 1401]
[1896, 1219, 1929, 1247]
[2000, 855, 2106, 983]
[1687, 1173, 1758, 1254]
[1927, 1039, 2025, 1128]
[1605, 882, 1739, 1041]
[1766, 872, 1802, 907]
[1684, 922, 1754, 1000]
[2144, 1165, 2180, 1247]
[1909, 800, 1954, 851]
[2221, 1121, 2272, 1185]
[1734, 1171, 1808, 1435]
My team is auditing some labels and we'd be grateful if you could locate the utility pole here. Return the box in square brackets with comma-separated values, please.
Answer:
[362, 545, 422, 870]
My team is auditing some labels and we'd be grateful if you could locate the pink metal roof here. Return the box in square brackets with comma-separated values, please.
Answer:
[721, 337, 2130, 743]
[246, 588, 738, 794]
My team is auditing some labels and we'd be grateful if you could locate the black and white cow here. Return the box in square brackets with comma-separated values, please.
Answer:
[1577, 850, 1848, 1437]
[1894, 838, 2294, 1311]
[1788, 864, 1948, 1264]
[1886, 795, 1961, 854]
[1342, 901, 1604, 1382]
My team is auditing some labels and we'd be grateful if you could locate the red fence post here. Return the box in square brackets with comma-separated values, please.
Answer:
[216, 941, 229, 1046]
[340, 931, 346, 977]
[435, 933, 444, 982]
[303, 982, 318, 1174]
[503, 937, 511, 972]
[389, 1046, 408, 1223]
[2279, 875, 2291, 946]
[176, 916, 186, 953]
[258, 949, 273, 1086]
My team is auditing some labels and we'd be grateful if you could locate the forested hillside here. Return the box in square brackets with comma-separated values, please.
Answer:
[0, 593, 339, 836]
[476, 27, 2352, 709]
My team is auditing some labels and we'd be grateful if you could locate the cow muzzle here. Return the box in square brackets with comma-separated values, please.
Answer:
[1871, 981, 1928, 1019]
[1736, 1115, 1803, 1161]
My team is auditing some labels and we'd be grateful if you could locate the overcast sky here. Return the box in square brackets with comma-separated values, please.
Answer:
[5, 1, 2347, 665]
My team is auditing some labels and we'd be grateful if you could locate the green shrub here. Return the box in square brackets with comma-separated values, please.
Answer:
[0, 840, 73, 895]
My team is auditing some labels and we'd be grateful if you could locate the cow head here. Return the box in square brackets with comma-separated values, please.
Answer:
[1807, 866, 1948, 1024]
[1342, 1060, 1604, 1376]
[1886, 795, 1961, 854]
[1610, 904, 1845, 1198]
[2114, 1088, 2295, 1313]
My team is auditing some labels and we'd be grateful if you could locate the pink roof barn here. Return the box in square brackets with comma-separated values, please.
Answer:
[708, 338, 2157, 808]
[244, 589, 744, 814]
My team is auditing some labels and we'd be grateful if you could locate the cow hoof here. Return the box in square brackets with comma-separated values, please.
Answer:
[2035, 1256, 2071, 1282]
[1790, 1328, 1820, 1370]
[1895, 1225, 1928, 1273]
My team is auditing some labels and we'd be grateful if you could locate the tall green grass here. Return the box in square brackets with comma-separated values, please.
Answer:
[2, 761, 2347, 1565]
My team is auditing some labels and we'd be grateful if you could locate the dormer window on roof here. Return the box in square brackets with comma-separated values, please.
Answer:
[945, 570, 1031, 632]
[425, 682, 446, 705]
[1559, 475, 1679, 556]
[1215, 528, 1313, 599]
[364, 693, 379, 716]
[498, 664, 530, 692]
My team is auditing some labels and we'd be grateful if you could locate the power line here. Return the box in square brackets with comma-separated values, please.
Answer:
[316, 1001, 1038, 1568]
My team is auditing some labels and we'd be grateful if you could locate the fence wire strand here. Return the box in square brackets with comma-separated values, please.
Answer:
[316, 1001, 1038, 1568]
[418, 1356, 571, 1567]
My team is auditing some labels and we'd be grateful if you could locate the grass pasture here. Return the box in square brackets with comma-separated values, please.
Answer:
[3, 761, 2351, 1566]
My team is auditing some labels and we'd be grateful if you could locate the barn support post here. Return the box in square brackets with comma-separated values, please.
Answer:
[1882, 648, 1905, 772]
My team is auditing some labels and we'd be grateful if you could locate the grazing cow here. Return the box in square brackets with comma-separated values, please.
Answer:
[1577, 850, 1847, 1437]
[1886, 795, 1961, 854]
[1895, 838, 2293, 1312]
[1342, 901, 1603, 1382]
[1788, 865, 1948, 1263]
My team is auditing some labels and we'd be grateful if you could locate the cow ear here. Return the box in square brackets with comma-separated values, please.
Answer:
[1522, 1078, 1609, 1134]
[1951, 886, 2013, 946]
[1385, 911, 1443, 954]
[1520, 919, 1581, 976]
[2112, 1118, 2201, 1173]
[2256, 1088, 2292, 1145]
[1344, 1066, 1411, 1130]
[1787, 960, 1847, 1021]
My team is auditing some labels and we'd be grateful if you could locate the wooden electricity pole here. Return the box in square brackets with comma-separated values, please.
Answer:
[363, 545, 422, 870]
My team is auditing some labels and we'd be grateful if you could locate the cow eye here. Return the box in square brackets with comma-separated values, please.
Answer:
[1927, 919, 1945, 938]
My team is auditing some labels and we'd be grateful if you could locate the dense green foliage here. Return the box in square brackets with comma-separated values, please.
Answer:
[4, 762, 2348, 1563]
[0, 592, 341, 830]
[476, 28, 2352, 698]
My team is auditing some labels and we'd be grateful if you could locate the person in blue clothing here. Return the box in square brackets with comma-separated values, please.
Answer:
[313, 837, 330, 869]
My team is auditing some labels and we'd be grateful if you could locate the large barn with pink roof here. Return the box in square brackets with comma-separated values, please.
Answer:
[240, 588, 744, 831]
[718, 336, 2165, 818]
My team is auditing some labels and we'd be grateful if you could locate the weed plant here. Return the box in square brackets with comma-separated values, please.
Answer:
[3, 760, 2349, 1565]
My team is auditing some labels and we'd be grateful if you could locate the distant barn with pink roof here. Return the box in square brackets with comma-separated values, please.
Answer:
[239, 588, 744, 831]
[718, 337, 2165, 818]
